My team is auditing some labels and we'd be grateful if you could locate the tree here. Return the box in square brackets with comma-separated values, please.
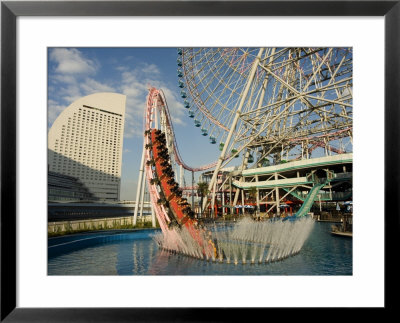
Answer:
[248, 186, 257, 203]
[197, 182, 209, 215]
[248, 186, 258, 215]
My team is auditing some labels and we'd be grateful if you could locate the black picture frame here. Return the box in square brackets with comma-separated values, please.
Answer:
[1, 1, 397, 321]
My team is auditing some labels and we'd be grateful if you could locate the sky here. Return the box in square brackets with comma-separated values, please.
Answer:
[47, 47, 223, 200]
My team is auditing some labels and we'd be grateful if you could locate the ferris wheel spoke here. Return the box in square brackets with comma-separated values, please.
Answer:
[178, 47, 352, 172]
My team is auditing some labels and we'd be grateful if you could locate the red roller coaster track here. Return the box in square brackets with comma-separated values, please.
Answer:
[148, 88, 219, 172]
[143, 87, 216, 257]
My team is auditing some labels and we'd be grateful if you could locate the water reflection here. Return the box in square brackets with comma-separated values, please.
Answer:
[48, 222, 352, 275]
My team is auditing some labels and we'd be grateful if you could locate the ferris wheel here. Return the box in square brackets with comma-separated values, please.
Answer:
[177, 47, 353, 168]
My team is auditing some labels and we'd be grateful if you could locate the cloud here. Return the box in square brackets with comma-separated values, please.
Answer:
[81, 78, 115, 93]
[160, 87, 185, 126]
[48, 99, 67, 125]
[49, 48, 97, 75]
[48, 49, 117, 123]
[52, 74, 77, 84]
[48, 48, 187, 138]
[141, 63, 161, 76]
[116, 64, 186, 138]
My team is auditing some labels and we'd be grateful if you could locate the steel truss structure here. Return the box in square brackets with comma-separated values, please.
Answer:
[177, 47, 353, 214]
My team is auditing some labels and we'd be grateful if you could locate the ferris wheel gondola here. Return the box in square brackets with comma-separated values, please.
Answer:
[176, 47, 353, 211]
[177, 47, 353, 164]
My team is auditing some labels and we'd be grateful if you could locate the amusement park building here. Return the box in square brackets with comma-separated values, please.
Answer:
[48, 170, 96, 201]
[48, 92, 126, 201]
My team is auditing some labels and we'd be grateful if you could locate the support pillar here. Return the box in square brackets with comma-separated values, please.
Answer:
[229, 176, 232, 212]
[274, 172, 280, 216]
[133, 144, 145, 226]
[191, 171, 195, 211]
[203, 48, 265, 214]
[255, 175, 260, 216]
[139, 173, 146, 220]
[179, 164, 183, 187]
[151, 202, 156, 227]
[222, 187, 225, 216]
[241, 189, 245, 215]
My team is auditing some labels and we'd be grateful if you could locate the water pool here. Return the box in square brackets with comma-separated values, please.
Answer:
[48, 222, 352, 275]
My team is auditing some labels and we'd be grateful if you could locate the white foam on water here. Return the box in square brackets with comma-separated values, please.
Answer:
[154, 216, 315, 264]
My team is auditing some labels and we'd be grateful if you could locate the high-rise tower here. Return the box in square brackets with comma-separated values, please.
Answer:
[48, 92, 126, 201]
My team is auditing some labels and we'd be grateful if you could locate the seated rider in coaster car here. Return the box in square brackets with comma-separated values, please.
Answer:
[174, 190, 182, 197]
[162, 163, 172, 171]
[157, 147, 168, 155]
[157, 146, 168, 154]
[168, 217, 180, 229]
[156, 143, 165, 150]
[157, 197, 168, 206]
[178, 199, 189, 206]
[158, 153, 169, 161]
[171, 182, 180, 191]
[150, 178, 160, 185]
[161, 160, 170, 167]
[167, 178, 175, 186]
[157, 151, 169, 161]
[155, 129, 162, 135]
[145, 143, 152, 149]
[155, 137, 166, 145]
[156, 134, 165, 141]
[146, 159, 155, 166]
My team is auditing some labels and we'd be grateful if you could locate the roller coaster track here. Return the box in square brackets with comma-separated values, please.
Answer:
[148, 88, 219, 172]
[141, 87, 323, 260]
[142, 87, 216, 257]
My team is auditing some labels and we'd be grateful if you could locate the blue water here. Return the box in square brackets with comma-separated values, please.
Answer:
[48, 222, 352, 275]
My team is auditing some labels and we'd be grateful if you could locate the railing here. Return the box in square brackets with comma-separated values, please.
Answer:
[285, 189, 352, 201]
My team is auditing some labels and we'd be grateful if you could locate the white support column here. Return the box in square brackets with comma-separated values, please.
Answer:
[222, 185, 225, 216]
[133, 144, 145, 226]
[139, 172, 146, 220]
[319, 194, 322, 212]
[229, 176, 232, 208]
[175, 163, 179, 184]
[213, 180, 217, 217]
[255, 175, 260, 215]
[178, 164, 182, 186]
[274, 172, 280, 216]
[233, 184, 240, 206]
[154, 104, 159, 129]
[204, 48, 265, 213]
[191, 171, 195, 210]
[151, 202, 156, 227]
